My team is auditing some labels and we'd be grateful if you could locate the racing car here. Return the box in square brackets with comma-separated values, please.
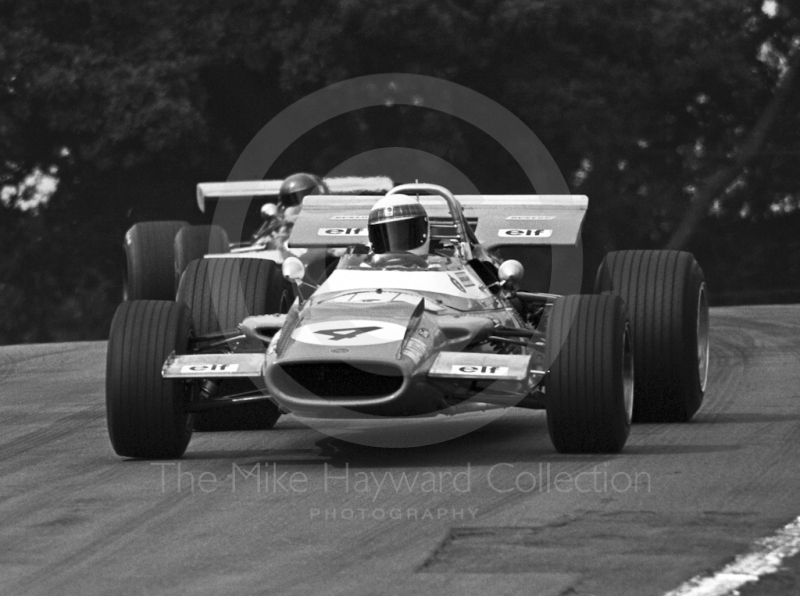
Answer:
[106, 183, 709, 458]
[121, 174, 394, 303]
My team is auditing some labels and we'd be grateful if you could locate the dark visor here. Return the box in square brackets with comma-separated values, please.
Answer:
[369, 216, 428, 253]
[280, 191, 305, 207]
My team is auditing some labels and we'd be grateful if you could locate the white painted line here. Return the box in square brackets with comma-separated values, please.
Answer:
[664, 516, 800, 596]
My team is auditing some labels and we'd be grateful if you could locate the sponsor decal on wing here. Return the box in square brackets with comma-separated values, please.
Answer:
[317, 227, 369, 236]
[292, 320, 406, 346]
[497, 229, 553, 237]
[330, 215, 369, 220]
[450, 365, 510, 376]
[505, 215, 556, 220]
[180, 364, 240, 374]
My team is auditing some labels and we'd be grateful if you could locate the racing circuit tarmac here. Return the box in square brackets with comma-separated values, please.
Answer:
[1, 305, 799, 596]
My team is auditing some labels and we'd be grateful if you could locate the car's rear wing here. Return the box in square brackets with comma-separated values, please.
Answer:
[195, 177, 394, 213]
[290, 194, 588, 249]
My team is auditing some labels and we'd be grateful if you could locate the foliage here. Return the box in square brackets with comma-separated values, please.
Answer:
[1, 0, 799, 342]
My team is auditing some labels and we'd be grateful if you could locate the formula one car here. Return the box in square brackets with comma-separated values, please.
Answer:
[106, 183, 709, 458]
[122, 174, 393, 301]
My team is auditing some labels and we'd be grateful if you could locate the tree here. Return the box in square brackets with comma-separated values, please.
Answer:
[1, 0, 799, 342]
[666, 43, 800, 249]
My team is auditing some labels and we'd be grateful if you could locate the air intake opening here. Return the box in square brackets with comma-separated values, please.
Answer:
[279, 362, 403, 399]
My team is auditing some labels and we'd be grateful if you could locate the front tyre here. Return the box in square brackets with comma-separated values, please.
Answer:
[545, 295, 633, 453]
[595, 250, 709, 422]
[106, 300, 194, 458]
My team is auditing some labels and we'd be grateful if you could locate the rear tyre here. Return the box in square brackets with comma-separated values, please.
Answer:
[594, 250, 709, 422]
[174, 225, 230, 290]
[124, 221, 188, 300]
[545, 294, 633, 453]
[176, 258, 289, 430]
[106, 300, 194, 458]
[176, 258, 291, 334]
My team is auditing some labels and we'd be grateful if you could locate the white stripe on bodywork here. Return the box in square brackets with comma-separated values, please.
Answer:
[329, 292, 422, 304]
[317, 269, 488, 300]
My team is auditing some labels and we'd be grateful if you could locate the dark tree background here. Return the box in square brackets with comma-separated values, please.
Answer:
[1, 0, 799, 343]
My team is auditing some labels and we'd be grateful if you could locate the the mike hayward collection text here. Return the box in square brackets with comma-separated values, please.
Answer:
[153, 462, 651, 496]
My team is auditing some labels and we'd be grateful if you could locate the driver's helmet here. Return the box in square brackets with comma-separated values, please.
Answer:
[260, 173, 327, 253]
[279, 173, 329, 210]
[368, 194, 430, 256]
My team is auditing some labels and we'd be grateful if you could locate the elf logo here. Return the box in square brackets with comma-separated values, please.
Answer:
[180, 364, 239, 374]
[498, 229, 553, 238]
[317, 227, 369, 236]
[451, 365, 509, 376]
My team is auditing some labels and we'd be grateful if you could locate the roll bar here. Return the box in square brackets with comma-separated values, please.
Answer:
[387, 183, 475, 260]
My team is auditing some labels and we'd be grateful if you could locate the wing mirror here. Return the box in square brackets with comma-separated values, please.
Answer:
[498, 260, 524, 286]
[260, 203, 278, 221]
[282, 256, 317, 305]
[282, 256, 306, 282]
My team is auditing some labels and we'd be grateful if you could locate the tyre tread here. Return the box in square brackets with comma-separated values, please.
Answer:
[595, 250, 706, 422]
[546, 294, 630, 453]
[125, 221, 188, 300]
[106, 300, 193, 458]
